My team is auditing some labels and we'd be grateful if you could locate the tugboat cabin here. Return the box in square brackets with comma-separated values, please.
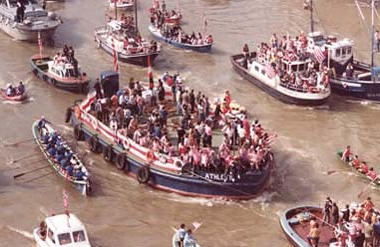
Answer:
[279, 59, 311, 75]
[36, 214, 91, 247]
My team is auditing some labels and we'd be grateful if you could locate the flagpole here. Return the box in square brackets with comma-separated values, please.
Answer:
[310, 0, 314, 33]
[114, 0, 117, 20]
[371, 0, 375, 80]
[135, 0, 138, 36]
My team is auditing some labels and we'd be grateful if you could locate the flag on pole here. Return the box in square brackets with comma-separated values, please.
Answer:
[63, 189, 70, 216]
[38, 31, 43, 59]
[111, 38, 119, 72]
[313, 46, 326, 64]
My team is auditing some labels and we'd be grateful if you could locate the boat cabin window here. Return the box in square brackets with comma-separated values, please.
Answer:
[347, 47, 352, 55]
[58, 233, 72, 245]
[47, 229, 56, 244]
[336, 48, 341, 57]
[254, 66, 259, 71]
[261, 69, 265, 75]
[291, 65, 298, 72]
[65, 69, 75, 77]
[342, 48, 347, 56]
[73, 230, 86, 242]
[298, 64, 305, 72]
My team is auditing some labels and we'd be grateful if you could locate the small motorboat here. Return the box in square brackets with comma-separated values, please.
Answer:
[32, 118, 93, 196]
[148, 24, 213, 52]
[280, 205, 335, 247]
[33, 213, 91, 247]
[109, 0, 134, 9]
[172, 230, 201, 247]
[0, 89, 27, 102]
[30, 54, 89, 94]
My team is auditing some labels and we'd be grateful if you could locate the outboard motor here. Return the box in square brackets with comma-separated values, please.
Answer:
[100, 71, 119, 98]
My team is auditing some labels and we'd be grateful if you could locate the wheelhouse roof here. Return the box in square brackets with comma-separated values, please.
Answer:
[45, 214, 85, 234]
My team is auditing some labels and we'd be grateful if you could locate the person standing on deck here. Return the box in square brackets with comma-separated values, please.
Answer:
[323, 197, 333, 225]
[341, 145, 351, 163]
[332, 202, 339, 226]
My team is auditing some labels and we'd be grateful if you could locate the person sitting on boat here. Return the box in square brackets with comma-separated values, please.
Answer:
[183, 229, 198, 247]
[367, 167, 377, 180]
[350, 155, 360, 169]
[16, 81, 25, 95]
[6, 84, 15, 96]
[74, 165, 87, 180]
[359, 161, 369, 174]
[341, 145, 351, 163]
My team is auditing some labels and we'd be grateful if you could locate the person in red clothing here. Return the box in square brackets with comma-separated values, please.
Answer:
[367, 167, 377, 180]
[341, 145, 351, 162]
[359, 161, 369, 174]
[223, 90, 231, 108]
[351, 155, 360, 169]
[361, 197, 375, 212]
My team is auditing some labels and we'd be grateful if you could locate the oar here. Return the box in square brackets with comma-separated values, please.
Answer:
[22, 171, 55, 183]
[10, 152, 41, 164]
[13, 165, 50, 179]
[4, 138, 35, 147]
[358, 175, 379, 198]
[8, 158, 46, 171]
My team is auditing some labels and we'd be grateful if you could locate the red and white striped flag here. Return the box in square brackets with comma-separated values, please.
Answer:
[313, 46, 326, 64]
[111, 38, 119, 72]
[265, 64, 276, 79]
[63, 189, 70, 215]
[38, 31, 43, 59]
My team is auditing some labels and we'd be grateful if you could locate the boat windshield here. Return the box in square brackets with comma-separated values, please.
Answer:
[73, 230, 86, 242]
[58, 233, 72, 245]
[8, 0, 37, 7]
[65, 68, 76, 78]
[25, 10, 48, 18]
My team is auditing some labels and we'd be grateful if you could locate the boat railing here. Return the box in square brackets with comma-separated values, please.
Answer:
[279, 82, 325, 94]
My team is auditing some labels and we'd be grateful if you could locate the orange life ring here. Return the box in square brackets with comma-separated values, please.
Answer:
[146, 151, 155, 163]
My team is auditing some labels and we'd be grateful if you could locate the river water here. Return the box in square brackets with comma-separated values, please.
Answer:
[1, 0, 380, 246]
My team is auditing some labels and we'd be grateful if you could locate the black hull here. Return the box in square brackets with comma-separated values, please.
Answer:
[330, 78, 380, 101]
[230, 54, 329, 106]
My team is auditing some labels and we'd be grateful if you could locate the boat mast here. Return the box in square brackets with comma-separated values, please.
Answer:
[310, 0, 314, 33]
[135, 0, 138, 35]
[114, 0, 117, 20]
[371, 0, 375, 70]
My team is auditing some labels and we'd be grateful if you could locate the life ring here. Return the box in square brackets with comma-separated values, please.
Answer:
[74, 124, 84, 141]
[102, 144, 113, 162]
[123, 139, 130, 150]
[96, 38, 101, 49]
[89, 135, 99, 153]
[137, 166, 150, 183]
[146, 151, 155, 163]
[116, 153, 130, 171]
[51, 78, 57, 87]
[65, 107, 72, 123]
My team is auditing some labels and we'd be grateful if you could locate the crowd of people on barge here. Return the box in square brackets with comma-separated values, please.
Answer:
[342, 146, 379, 182]
[243, 32, 329, 92]
[150, 0, 181, 26]
[5, 81, 25, 96]
[308, 197, 380, 247]
[89, 73, 274, 178]
[38, 117, 89, 181]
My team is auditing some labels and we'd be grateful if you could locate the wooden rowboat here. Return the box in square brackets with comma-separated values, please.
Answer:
[32, 119, 93, 196]
[336, 150, 380, 187]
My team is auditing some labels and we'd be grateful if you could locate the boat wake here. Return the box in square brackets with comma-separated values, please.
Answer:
[5, 226, 34, 240]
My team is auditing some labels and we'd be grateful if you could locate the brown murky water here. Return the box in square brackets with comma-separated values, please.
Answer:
[1, 0, 380, 246]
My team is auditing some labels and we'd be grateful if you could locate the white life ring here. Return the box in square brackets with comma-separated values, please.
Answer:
[91, 118, 98, 130]
[123, 139, 130, 150]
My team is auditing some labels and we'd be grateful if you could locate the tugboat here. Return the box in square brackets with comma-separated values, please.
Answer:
[30, 54, 89, 93]
[0, 0, 61, 42]
[94, 1, 160, 67]
[305, 0, 380, 101]
[109, 0, 134, 10]
[66, 71, 275, 199]
[34, 213, 92, 247]
[230, 45, 331, 106]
